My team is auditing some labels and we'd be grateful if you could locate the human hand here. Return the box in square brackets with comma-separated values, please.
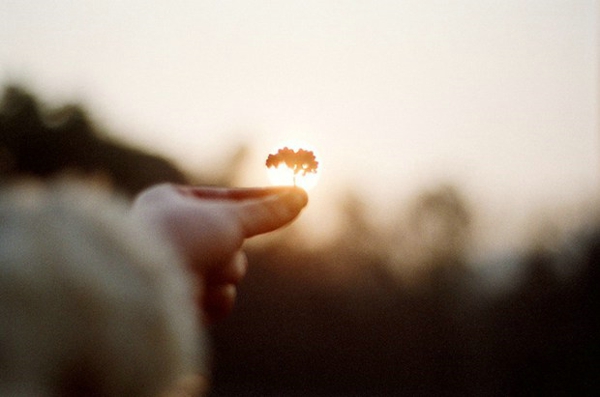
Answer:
[131, 184, 308, 324]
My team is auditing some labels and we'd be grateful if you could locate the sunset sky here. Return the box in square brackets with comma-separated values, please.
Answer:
[1, 1, 598, 252]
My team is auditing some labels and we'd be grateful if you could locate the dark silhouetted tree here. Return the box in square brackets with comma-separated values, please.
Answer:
[0, 85, 187, 196]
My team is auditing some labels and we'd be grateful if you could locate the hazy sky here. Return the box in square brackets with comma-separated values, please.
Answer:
[1, 1, 598, 249]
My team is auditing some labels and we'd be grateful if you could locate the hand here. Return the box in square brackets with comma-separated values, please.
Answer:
[131, 184, 308, 323]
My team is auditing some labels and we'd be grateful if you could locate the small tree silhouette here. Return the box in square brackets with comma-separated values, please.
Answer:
[266, 147, 318, 186]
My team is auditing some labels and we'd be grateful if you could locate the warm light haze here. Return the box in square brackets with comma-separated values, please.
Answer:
[1, 1, 598, 254]
[1, 4, 599, 394]
[267, 163, 319, 191]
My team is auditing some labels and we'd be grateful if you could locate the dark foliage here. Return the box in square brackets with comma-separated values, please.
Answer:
[0, 85, 187, 196]
[208, 215, 600, 396]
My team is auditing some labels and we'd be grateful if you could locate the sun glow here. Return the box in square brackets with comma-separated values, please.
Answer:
[266, 141, 320, 191]
[267, 163, 319, 191]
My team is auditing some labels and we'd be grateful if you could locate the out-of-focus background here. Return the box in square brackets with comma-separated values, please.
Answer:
[1, 1, 599, 396]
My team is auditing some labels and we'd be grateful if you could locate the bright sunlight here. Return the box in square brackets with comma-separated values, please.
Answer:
[266, 140, 320, 191]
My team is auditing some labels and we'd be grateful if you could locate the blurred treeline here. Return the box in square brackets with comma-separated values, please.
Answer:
[1, 86, 598, 396]
[0, 85, 243, 193]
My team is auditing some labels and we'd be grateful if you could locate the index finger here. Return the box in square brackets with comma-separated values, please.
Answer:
[175, 185, 302, 201]
[231, 187, 309, 237]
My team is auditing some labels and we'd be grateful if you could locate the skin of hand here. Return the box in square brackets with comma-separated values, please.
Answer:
[131, 184, 308, 324]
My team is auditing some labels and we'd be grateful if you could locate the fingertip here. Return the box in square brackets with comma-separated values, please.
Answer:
[283, 186, 309, 209]
[235, 186, 310, 237]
